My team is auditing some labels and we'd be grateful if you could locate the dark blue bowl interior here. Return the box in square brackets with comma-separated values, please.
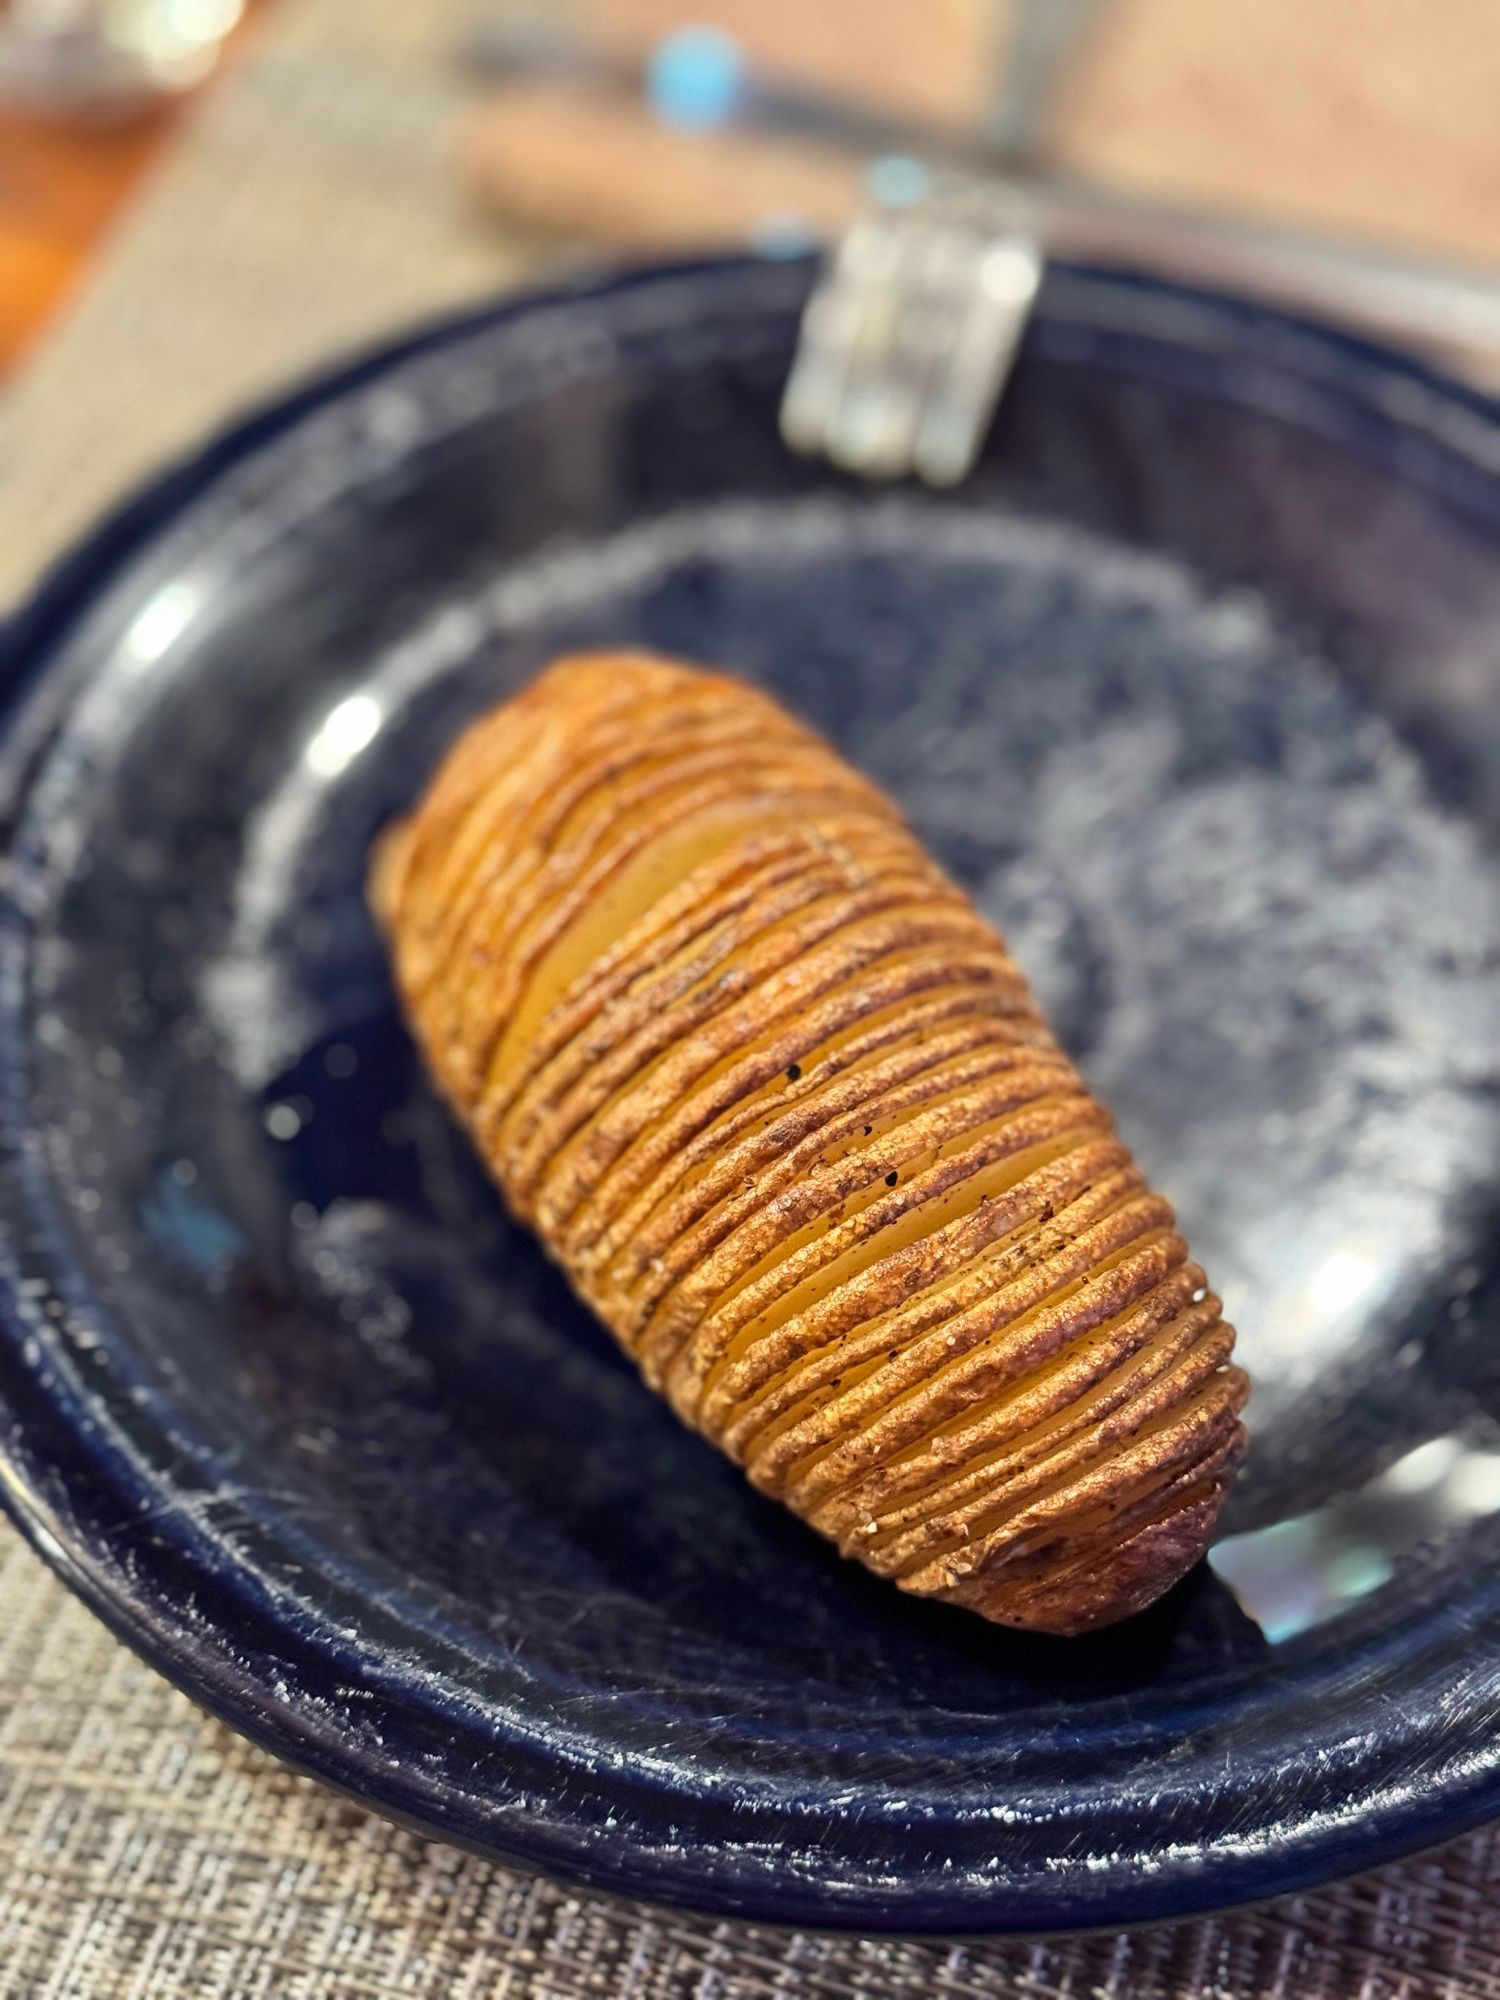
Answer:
[2, 258, 1500, 1933]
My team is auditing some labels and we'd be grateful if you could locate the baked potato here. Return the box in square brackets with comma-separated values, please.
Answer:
[372, 652, 1248, 1634]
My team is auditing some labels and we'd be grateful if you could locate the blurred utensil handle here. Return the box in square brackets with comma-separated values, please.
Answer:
[983, 0, 1105, 160]
[460, 6, 1104, 169]
[1044, 181, 1500, 367]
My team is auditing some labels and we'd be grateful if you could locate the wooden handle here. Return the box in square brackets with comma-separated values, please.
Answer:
[462, 83, 862, 250]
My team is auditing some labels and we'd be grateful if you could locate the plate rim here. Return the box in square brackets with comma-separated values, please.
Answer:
[2, 251, 1499, 1936]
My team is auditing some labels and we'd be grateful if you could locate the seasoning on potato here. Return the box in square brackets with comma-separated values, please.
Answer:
[372, 652, 1249, 1634]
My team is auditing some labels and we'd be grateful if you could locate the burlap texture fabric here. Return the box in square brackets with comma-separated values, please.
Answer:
[1, 2, 1498, 1992]
[3, 1520, 1499, 1997]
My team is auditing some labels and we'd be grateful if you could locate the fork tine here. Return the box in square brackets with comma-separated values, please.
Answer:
[914, 230, 1040, 485]
[780, 212, 906, 461]
[779, 281, 862, 458]
[823, 214, 939, 476]
[781, 178, 1044, 486]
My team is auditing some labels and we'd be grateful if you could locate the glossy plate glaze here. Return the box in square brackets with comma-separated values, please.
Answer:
[1, 258, 1499, 1935]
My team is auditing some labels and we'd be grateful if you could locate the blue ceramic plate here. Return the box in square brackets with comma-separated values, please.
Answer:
[2, 257, 1500, 1935]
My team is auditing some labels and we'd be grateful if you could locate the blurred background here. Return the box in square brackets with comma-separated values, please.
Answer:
[2, 0, 1500, 603]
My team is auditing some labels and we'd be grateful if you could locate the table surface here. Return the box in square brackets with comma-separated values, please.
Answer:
[2, 3, 1500, 1996]
[0, 2, 274, 377]
[0, 106, 167, 373]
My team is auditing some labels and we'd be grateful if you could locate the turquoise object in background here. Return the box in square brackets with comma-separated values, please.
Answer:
[646, 24, 745, 130]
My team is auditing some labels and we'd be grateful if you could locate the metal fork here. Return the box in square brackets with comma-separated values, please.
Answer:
[780, 0, 1102, 486]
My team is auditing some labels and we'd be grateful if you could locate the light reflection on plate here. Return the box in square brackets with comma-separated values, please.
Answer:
[1212, 1425, 1500, 1643]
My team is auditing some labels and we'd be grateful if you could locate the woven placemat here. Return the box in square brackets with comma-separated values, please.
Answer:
[1, 2, 1499, 1994]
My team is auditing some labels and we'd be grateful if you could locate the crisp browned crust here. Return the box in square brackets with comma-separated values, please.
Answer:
[373, 652, 1249, 1635]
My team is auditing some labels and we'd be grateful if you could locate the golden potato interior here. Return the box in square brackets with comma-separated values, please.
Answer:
[374, 652, 1248, 1634]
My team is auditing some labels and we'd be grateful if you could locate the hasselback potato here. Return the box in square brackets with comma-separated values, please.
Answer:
[372, 653, 1248, 1634]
